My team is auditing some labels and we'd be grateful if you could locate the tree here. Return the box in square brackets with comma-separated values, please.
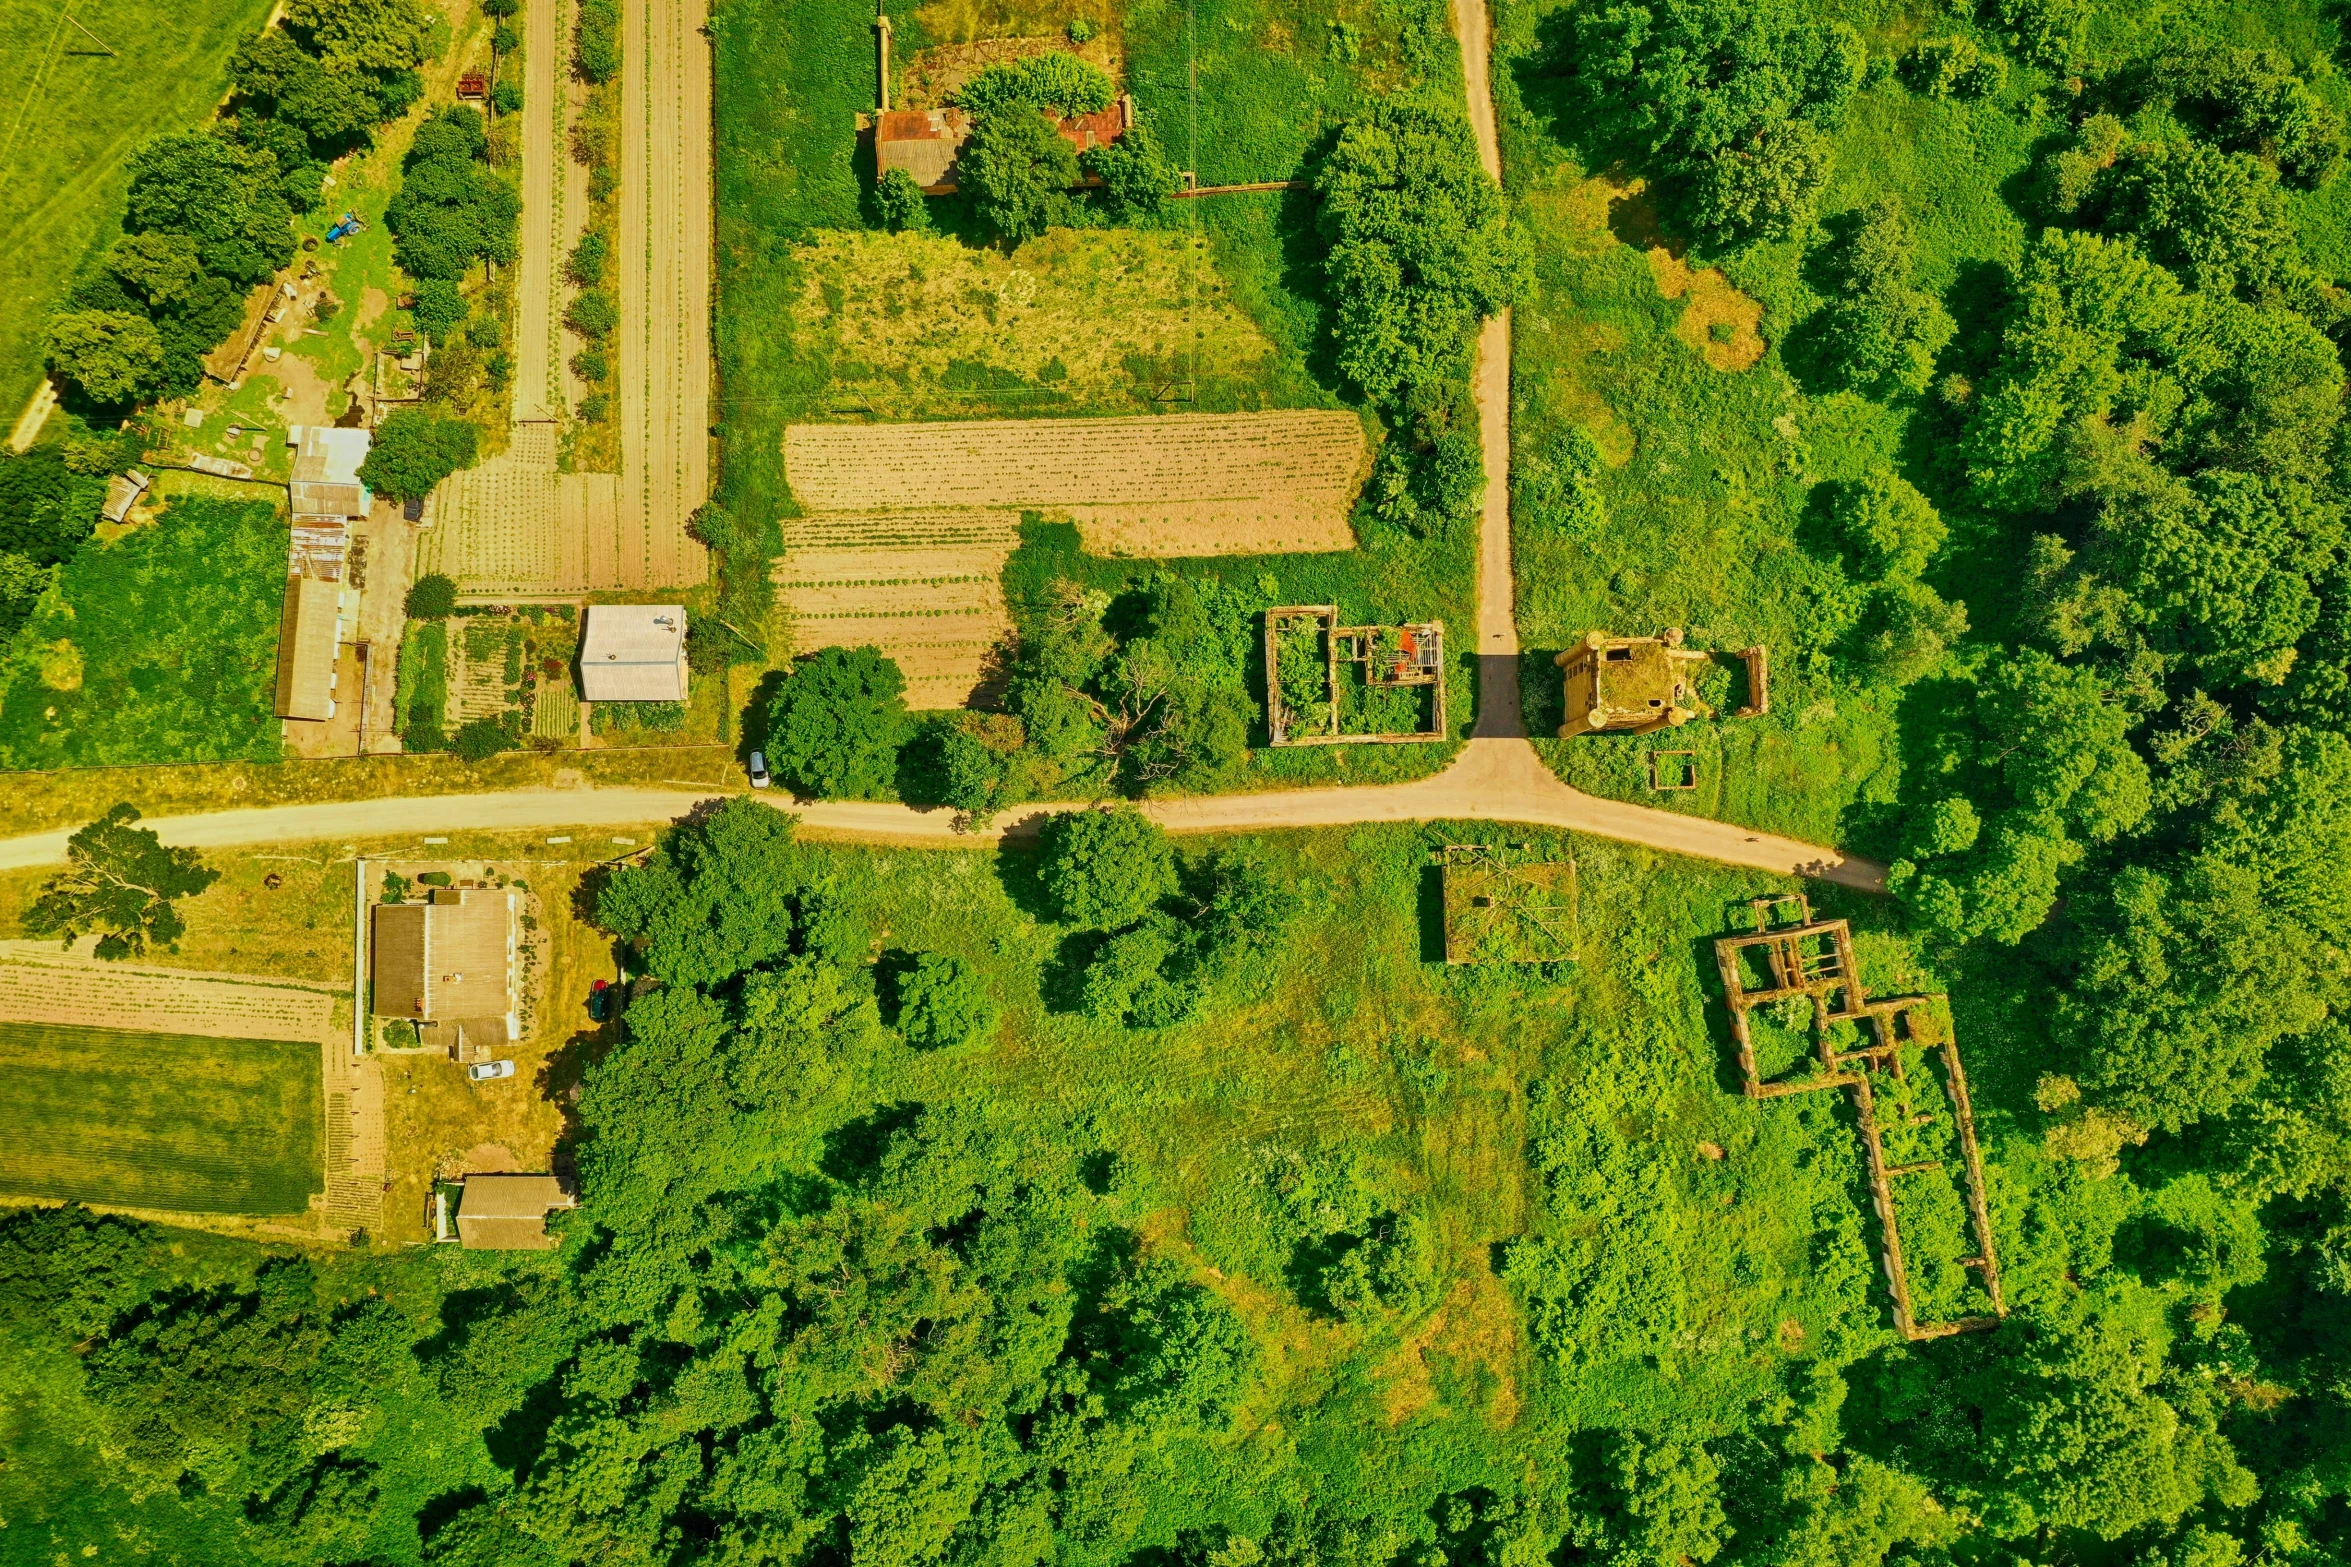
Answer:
[451, 715, 512, 761]
[2163, 43, 2346, 190]
[576, 0, 621, 84]
[411, 278, 467, 344]
[2100, 137, 2305, 300]
[956, 52, 1115, 116]
[1904, 37, 2006, 99]
[358, 411, 479, 499]
[385, 106, 517, 282]
[1814, 200, 1954, 396]
[404, 573, 457, 618]
[1315, 98, 1529, 404]
[874, 167, 931, 232]
[1688, 121, 1832, 249]
[892, 952, 999, 1050]
[1083, 119, 1175, 217]
[1976, 1303, 2256, 1539]
[24, 803, 219, 960]
[566, 231, 609, 287]
[766, 646, 910, 797]
[44, 311, 166, 404]
[1829, 469, 1945, 579]
[282, 0, 432, 73]
[1597, 1435, 1730, 1567]
[123, 131, 295, 286]
[596, 798, 817, 987]
[961, 104, 1079, 242]
[1037, 807, 1175, 928]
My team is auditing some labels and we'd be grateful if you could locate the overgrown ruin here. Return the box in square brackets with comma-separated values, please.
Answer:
[1713, 894, 2005, 1341]
[1264, 605, 1447, 745]
[1438, 844, 1579, 964]
[1556, 629, 1768, 737]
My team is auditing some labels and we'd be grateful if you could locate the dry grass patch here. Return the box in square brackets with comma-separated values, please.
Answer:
[783, 410, 1367, 556]
[897, 35, 1125, 110]
[791, 229, 1281, 418]
[1647, 249, 1766, 372]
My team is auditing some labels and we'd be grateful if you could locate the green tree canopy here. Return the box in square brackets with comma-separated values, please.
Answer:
[25, 803, 219, 960]
[892, 952, 1000, 1050]
[961, 104, 1080, 242]
[357, 411, 479, 499]
[1315, 98, 1528, 405]
[1037, 807, 1177, 928]
[44, 311, 167, 405]
[766, 645, 911, 797]
[123, 131, 296, 286]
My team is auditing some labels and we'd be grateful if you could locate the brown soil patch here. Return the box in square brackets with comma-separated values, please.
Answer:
[1647, 249, 1765, 372]
[457, 1141, 523, 1174]
[773, 516, 1019, 709]
[0, 952, 334, 1040]
[783, 411, 1367, 558]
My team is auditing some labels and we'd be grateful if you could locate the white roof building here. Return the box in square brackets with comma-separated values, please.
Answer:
[580, 604, 689, 702]
[287, 425, 373, 521]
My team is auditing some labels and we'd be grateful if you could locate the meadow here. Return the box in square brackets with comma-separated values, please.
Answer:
[0, 495, 287, 769]
[0, 0, 274, 421]
[0, 1020, 321, 1213]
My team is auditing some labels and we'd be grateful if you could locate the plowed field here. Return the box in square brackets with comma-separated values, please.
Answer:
[782, 411, 1367, 557]
[0, 958, 331, 1041]
[774, 511, 1020, 708]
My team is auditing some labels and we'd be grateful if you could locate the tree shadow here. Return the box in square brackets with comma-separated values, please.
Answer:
[737, 668, 786, 765]
[873, 948, 919, 1026]
[819, 1101, 924, 1184]
[1041, 929, 1104, 1014]
[483, 1374, 566, 1483]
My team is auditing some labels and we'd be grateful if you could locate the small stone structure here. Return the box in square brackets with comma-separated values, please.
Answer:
[1438, 845, 1578, 964]
[1713, 893, 2005, 1341]
[1264, 604, 1446, 746]
[1556, 629, 1767, 737]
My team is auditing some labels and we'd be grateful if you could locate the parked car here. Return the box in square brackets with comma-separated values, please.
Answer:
[748, 750, 771, 789]
[587, 978, 612, 1022]
[467, 1060, 515, 1082]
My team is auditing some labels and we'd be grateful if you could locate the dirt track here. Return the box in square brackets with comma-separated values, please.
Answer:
[415, 0, 710, 594]
[0, 1, 1882, 891]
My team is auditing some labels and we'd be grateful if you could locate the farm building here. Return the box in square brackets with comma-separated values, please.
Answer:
[273, 574, 344, 722]
[447, 1173, 576, 1250]
[1555, 629, 1769, 737]
[371, 888, 520, 1044]
[287, 425, 372, 522]
[580, 604, 688, 702]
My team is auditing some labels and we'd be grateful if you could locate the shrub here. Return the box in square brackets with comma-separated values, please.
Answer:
[570, 347, 609, 382]
[1038, 807, 1175, 928]
[404, 573, 457, 619]
[565, 288, 617, 340]
[766, 645, 909, 797]
[892, 953, 999, 1050]
[491, 77, 522, 115]
[874, 167, 931, 232]
[957, 52, 1114, 116]
[577, 391, 609, 423]
[577, 0, 619, 83]
[385, 106, 516, 282]
[359, 412, 479, 499]
[1067, 17, 1094, 43]
[451, 714, 512, 761]
[567, 230, 608, 287]
[1829, 469, 1946, 579]
[1906, 37, 2007, 99]
[1814, 198, 1955, 395]
[1992, 0, 2085, 70]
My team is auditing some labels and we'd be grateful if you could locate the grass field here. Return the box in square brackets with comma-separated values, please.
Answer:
[0, 496, 288, 770]
[0, 0, 274, 420]
[0, 1020, 321, 1213]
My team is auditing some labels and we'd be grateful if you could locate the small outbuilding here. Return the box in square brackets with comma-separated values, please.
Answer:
[101, 469, 150, 525]
[579, 604, 689, 703]
[372, 887, 520, 1042]
[450, 1174, 575, 1250]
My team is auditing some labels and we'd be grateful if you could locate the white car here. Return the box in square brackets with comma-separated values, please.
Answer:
[467, 1060, 516, 1082]
[748, 750, 771, 789]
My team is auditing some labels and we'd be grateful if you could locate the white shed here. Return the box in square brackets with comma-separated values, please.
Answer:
[579, 605, 688, 703]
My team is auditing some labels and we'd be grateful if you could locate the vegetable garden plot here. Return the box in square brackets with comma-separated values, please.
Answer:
[0, 1021, 323, 1214]
[774, 512, 1021, 709]
[781, 411, 1368, 557]
[0, 959, 331, 1042]
[1263, 605, 1446, 745]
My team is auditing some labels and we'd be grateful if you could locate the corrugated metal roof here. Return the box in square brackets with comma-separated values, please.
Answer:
[456, 1174, 575, 1251]
[273, 575, 339, 720]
